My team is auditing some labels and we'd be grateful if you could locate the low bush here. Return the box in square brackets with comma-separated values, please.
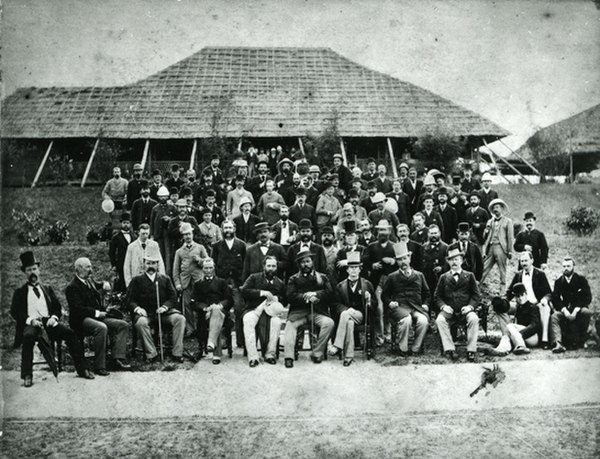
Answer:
[565, 206, 600, 236]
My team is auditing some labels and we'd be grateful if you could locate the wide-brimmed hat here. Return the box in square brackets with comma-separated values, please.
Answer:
[20, 251, 40, 271]
[253, 222, 271, 233]
[278, 158, 294, 169]
[371, 192, 387, 204]
[332, 153, 344, 161]
[492, 296, 510, 314]
[321, 226, 334, 235]
[488, 198, 508, 213]
[468, 190, 480, 200]
[524, 211, 536, 221]
[446, 243, 465, 260]
[239, 196, 253, 209]
[374, 219, 392, 230]
[143, 245, 162, 262]
[421, 193, 435, 202]
[393, 242, 412, 259]
[346, 251, 362, 267]
[298, 219, 313, 230]
[398, 162, 409, 171]
[308, 165, 321, 173]
[481, 172, 493, 182]
[457, 222, 471, 233]
[295, 248, 314, 263]
[437, 187, 449, 196]
[175, 198, 188, 207]
[120, 212, 131, 222]
[342, 202, 354, 211]
[179, 222, 194, 234]
[423, 175, 436, 186]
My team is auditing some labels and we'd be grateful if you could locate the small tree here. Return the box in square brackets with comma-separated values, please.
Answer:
[410, 129, 467, 172]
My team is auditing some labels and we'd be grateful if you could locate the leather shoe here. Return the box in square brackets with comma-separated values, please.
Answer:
[552, 342, 566, 354]
[343, 358, 354, 367]
[171, 356, 184, 363]
[284, 358, 294, 368]
[24, 376, 33, 388]
[95, 369, 110, 376]
[541, 341, 550, 350]
[212, 357, 221, 365]
[147, 355, 160, 364]
[249, 359, 259, 368]
[513, 346, 530, 355]
[310, 355, 323, 364]
[113, 359, 131, 370]
[467, 352, 477, 362]
[265, 357, 277, 365]
[445, 351, 458, 361]
[81, 370, 95, 380]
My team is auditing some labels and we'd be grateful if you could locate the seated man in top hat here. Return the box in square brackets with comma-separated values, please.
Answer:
[284, 249, 335, 367]
[335, 220, 367, 282]
[191, 258, 233, 364]
[330, 252, 376, 366]
[240, 256, 287, 367]
[435, 243, 481, 361]
[126, 246, 186, 363]
[550, 256, 593, 352]
[11, 251, 94, 387]
[382, 242, 430, 356]
[490, 283, 540, 356]
[65, 257, 131, 376]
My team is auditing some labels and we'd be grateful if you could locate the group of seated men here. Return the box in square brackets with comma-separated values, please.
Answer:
[11, 148, 594, 387]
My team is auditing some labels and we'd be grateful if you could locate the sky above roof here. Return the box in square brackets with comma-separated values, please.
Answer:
[2, 0, 599, 146]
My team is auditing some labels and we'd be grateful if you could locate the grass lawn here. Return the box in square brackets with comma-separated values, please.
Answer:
[2, 405, 599, 458]
[1, 183, 599, 370]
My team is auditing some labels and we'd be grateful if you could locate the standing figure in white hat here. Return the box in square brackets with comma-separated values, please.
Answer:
[481, 198, 514, 289]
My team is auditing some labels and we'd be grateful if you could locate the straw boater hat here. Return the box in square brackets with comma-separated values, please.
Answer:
[179, 222, 194, 234]
[346, 251, 362, 267]
[374, 219, 392, 230]
[253, 222, 271, 233]
[446, 243, 465, 260]
[143, 245, 162, 262]
[238, 196, 253, 209]
[488, 198, 509, 213]
[308, 165, 321, 174]
[20, 251, 40, 272]
[371, 192, 387, 204]
[393, 242, 412, 259]
[481, 172, 493, 182]
[398, 162, 409, 171]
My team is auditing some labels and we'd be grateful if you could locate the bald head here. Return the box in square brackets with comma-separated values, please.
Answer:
[75, 257, 92, 279]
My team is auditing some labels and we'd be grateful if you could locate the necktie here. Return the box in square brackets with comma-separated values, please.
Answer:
[282, 222, 286, 228]
[142, 243, 146, 250]
[461, 242, 466, 253]
[32, 285, 41, 298]
[453, 273, 459, 281]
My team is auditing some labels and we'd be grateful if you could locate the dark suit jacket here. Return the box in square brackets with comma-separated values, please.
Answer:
[335, 245, 367, 281]
[167, 215, 201, 245]
[466, 206, 489, 244]
[201, 166, 225, 185]
[10, 283, 62, 347]
[402, 179, 423, 213]
[386, 191, 411, 224]
[514, 229, 549, 268]
[131, 198, 158, 230]
[126, 273, 178, 318]
[406, 240, 424, 272]
[334, 277, 376, 317]
[434, 270, 481, 313]
[109, 232, 133, 270]
[233, 213, 261, 244]
[191, 276, 232, 312]
[65, 277, 104, 335]
[363, 241, 397, 287]
[288, 203, 316, 228]
[422, 210, 445, 239]
[506, 268, 552, 303]
[271, 220, 299, 247]
[436, 204, 458, 243]
[211, 238, 247, 285]
[441, 241, 483, 281]
[240, 273, 287, 313]
[287, 241, 327, 276]
[551, 273, 592, 312]
[242, 242, 288, 280]
[286, 270, 334, 318]
[374, 177, 393, 194]
[461, 178, 481, 194]
[478, 188, 498, 213]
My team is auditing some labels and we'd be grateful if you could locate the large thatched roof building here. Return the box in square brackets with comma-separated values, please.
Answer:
[1, 46, 509, 185]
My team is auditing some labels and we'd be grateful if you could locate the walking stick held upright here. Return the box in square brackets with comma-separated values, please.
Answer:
[155, 280, 164, 363]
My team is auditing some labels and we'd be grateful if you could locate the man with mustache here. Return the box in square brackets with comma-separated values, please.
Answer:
[287, 219, 327, 276]
[422, 225, 449, 308]
[11, 251, 94, 387]
[123, 223, 165, 287]
[320, 226, 339, 281]
[109, 211, 134, 293]
[102, 166, 128, 211]
[149, 186, 177, 275]
[131, 180, 157, 231]
[126, 163, 144, 210]
[465, 191, 488, 245]
[271, 205, 298, 252]
[481, 198, 514, 290]
[243, 222, 288, 280]
[513, 212, 549, 270]
[126, 246, 186, 363]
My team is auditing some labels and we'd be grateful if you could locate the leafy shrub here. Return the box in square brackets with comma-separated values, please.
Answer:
[86, 223, 114, 245]
[46, 221, 70, 244]
[566, 206, 600, 236]
[410, 129, 467, 172]
[11, 209, 45, 246]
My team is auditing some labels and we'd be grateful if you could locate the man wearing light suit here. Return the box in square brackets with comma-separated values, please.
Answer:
[123, 224, 165, 287]
[481, 199, 513, 290]
[173, 222, 208, 336]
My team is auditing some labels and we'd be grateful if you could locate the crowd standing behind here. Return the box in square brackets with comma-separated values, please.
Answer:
[11, 146, 594, 387]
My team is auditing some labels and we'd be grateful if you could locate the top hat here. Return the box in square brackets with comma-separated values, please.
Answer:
[437, 187, 449, 196]
[120, 212, 131, 222]
[252, 222, 270, 234]
[346, 251, 362, 266]
[446, 243, 465, 260]
[488, 198, 509, 213]
[342, 220, 357, 233]
[457, 222, 471, 233]
[20, 251, 40, 271]
[179, 222, 194, 234]
[140, 179, 150, 189]
[524, 211, 536, 221]
[297, 219, 312, 230]
[143, 244, 162, 262]
[393, 242, 412, 259]
[452, 175, 462, 185]
[463, 162, 472, 171]
[512, 282, 527, 297]
[492, 296, 510, 314]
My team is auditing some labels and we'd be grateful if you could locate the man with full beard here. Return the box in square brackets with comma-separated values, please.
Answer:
[422, 225, 449, 309]
[287, 219, 327, 276]
[126, 246, 186, 363]
[149, 186, 177, 274]
[320, 226, 339, 282]
[363, 220, 397, 346]
[271, 205, 299, 252]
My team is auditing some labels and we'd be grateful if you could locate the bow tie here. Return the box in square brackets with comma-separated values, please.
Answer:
[186, 245, 193, 250]
[281, 222, 287, 227]
[261, 243, 270, 248]
[495, 218, 502, 222]
[205, 277, 213, 282]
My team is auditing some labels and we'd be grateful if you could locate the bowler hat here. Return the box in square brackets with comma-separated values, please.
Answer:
[421, 193, 435, 202]
[253, 222, 271, 233]
[20, 251, 40, 272]
[175, 199, 188, 207]
[321, 226, 334, 235]
[446, 243, 465, 260]
[452, 175, 462, 186]
[374, 219, 392, 230]
[169, 187, 179, 195]
[524, 211, 536, 221]
[457, 222, 471, 233]
[468, 190, 480, 200]
[298, 219, 313, 230]
[437, 187, 449, 196]
[120, 212, 131, 222]
[492, 296, 510, 314]
[211, 153, 220, 160]
[133, 163, 143, 171]
[295, 187, 307, 196]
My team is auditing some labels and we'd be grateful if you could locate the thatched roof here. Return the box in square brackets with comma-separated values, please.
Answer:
[518, 103, 600, 158]
[1, 47, 509, 139]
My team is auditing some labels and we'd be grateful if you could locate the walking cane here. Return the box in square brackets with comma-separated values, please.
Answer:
[364, 290, 369, 358]
[155, 280, 164, 363]
[310, 297, 315, 352]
